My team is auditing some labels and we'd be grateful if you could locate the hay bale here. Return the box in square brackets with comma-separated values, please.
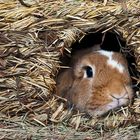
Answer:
[0, 0, 139, 139]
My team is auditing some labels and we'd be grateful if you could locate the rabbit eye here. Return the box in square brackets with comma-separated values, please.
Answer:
[84, 66, 93, 78]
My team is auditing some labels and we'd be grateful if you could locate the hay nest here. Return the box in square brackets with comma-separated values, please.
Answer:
[0, 0, 140, 139]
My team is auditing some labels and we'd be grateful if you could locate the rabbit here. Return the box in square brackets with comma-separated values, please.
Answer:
[56, 46, 133, 117]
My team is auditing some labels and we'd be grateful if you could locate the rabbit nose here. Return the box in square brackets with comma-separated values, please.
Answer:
[110, 93, 128, 100]
[110, 93, 129, 106]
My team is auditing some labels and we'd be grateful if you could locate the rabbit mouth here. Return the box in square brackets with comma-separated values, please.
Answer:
[86, 94, 130, 117]
[109, 93, 130, 106]
[106, 96, 129, 110]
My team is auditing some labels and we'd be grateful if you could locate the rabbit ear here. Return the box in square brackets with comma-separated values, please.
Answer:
[71, 44, 101, 66]
[56, 68, 73, 99]
[91, 44, 101, 51]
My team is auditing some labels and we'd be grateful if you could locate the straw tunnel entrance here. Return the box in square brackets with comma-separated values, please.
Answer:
[59, 31, 139, 94]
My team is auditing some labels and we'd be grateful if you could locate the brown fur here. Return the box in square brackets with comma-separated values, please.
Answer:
[56, 49, 133, 117]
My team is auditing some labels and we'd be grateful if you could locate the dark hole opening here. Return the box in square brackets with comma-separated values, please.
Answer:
[59, 31, 139, 93]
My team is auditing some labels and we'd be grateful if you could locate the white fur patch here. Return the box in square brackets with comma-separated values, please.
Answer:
[98, 50, 124, 73]
[98, 50, 113, 57]
[107, 59, 124, 73]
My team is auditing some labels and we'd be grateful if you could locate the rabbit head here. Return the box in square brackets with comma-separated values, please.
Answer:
[56, 49, 133, 117]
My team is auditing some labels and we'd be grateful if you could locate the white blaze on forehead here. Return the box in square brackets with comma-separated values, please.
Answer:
[98, 50, 124, 73]
[108, 58, 124, 73]
[98, 50, 113, 57]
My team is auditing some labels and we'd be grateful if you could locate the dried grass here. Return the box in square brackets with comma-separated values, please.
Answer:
[0, 0, 140, 139]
